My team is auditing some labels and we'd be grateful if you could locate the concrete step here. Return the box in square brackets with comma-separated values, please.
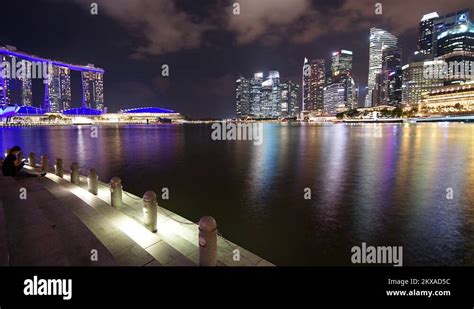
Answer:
[50, 173, 200, 265]
[0, 176, 69, 266]
[69, 173, 270, 266]
[0, 178, 11, 266]
[23, 164, 273, 266]
[18, 177, 119, 266]
[38, 176, 161, 266]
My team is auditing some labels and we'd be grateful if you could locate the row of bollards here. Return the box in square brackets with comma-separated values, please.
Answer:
[28, 151, 219, 266]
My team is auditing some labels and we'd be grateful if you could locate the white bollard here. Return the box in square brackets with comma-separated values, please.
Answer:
[29, 152, 36, 168]
[70, 162, 80, 184]
[109, 177, 123, 208]
[199, 216, 218, 266]
[40, 155, 49, 173]
[88, 168, 99, 195]
[55, 158, 64, 178]
[143, 191, 158, 233]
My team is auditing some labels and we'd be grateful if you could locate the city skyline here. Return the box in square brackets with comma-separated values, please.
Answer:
[1, 0, 474, 118]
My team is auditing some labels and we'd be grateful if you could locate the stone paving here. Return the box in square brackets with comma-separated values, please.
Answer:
[0, 164, 274, 267]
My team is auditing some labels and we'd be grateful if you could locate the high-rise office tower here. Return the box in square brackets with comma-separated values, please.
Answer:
[302, 58, 325, 113]
[331, 49, 356, 110]
[331, 49, 353, 76]
[250, 72, 263, 116]
[401, 60, 444, 107]
[260, 71, 280, 117]
[236, 76, 251, 117]
[433, 9, 471, 56]
[418, 12, 439, 56]
[378, 46, 403, 106]
[280, 81, 300, 117]
[366, 28, 398, 107]
[434, 9, 474, 84]
[323, 83, 345, 115]
[382, 46, 402, 72]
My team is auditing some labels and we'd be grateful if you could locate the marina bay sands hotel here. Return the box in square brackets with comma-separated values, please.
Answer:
[0, 45, 104, 113]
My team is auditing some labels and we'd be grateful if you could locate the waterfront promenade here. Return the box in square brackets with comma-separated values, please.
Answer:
[0, 155, 273, 267]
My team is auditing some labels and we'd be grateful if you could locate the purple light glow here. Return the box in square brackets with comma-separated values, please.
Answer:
[0, 48, 105, 73]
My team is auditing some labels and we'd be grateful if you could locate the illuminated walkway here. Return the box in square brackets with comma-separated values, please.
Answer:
[0, 165, 273, 266]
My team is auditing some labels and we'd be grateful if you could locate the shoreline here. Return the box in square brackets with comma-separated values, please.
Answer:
[2, 115, 474, 127]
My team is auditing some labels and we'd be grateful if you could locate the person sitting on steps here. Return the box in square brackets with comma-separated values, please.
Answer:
[1, 146, 46, 178]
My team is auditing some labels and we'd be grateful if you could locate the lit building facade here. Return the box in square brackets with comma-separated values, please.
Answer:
[331, 49, 356, 110]
[0, 45, 104, 112]
[420, 82, 474, 113]
[280, 81, 300, 117]
[235, 76, 251, 117]
[366, 28, 398, 107]
[250, 73, 263, 116]
[433, 9, 471, 56]
[401, 60, 444, 107]
[302, 58, 325, 113]
[375, 46, 403, 106]
[418, 12, 439, 56]
[260, 71, 280, 117]
[0, 54, 13, 106]
[331, 49, 353, 76]
[323, 83, 346, 115]
[235, 71, 298, 118]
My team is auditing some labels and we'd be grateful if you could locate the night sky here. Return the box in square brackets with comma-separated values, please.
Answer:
[2, 0, 473, 118]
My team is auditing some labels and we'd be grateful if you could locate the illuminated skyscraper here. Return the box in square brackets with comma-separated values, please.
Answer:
[0, 54, 12, 107]
[401, 60, 444, 107]
[250, 72, 263, 116]
[434, 9, 474, 84]
[366, 28, 398, 107]
[323, 83, 346, 115]
[280, 81, 300, 117]
[44, 65, 72, 112]
[60, 67, 71, 110]
[418, 12, 439, 56]
[236, 71, 296, 118]
[331, 49, 353, 76]
[20, 61, 32, 106]
[82, 71, 93, 108]
[235, 75, 251, 117]
[302, 58, 325, 113]
[331, 49, 356, 110]
[46, 65, 61, 112]
[261, 71, 280, 117]
[433, 9, 471, 57]
[93, 72, 104, 111]
[377, 46, 403, 106]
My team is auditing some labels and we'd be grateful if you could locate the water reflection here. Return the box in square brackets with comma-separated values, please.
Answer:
[1, 123, 473, 265]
